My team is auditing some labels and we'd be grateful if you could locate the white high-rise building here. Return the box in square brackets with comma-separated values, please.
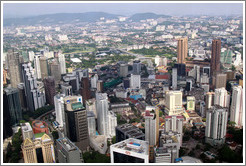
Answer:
[34, 55, 41, 79]
[155, 56, 162, 66]
[214, 88, 230, 108]
[165, 91, 183, 115]
[87, 111, 96, 136]
[145, 108, 159, 146]
[119, 64, 128, 77]
[58, 53, 66, 74]
[205, 92, 215, 110]
[28, 51, 35, 62]
[205, 105, 228, 146]
[96, 93, 109, 136]
[91, 74, 98, 89]
[172, 68, 177, 90]
[54, 94, 65, 128]
[130, 74, 141, 89]
[230, 86, 243, 128]
[107, 111, 117, 137]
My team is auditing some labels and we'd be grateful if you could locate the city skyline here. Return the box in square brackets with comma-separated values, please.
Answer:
[3, 2, 244, 18]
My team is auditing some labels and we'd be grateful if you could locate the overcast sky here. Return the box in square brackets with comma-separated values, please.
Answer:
[3, 2, 243, 18]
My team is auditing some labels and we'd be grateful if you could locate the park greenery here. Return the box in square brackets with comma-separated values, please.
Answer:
[130, 46, 176, 58]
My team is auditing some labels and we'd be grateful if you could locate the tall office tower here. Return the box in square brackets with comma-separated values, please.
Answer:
[123, 78, 130, 89]
[87, 111, 96, 136]
[61, 83, 72, 96]
[39, 56, 49, 79]
[185, 79, 192, 91]
[96, 93, 109, 136]
[164, 115, 184, 146]
[91, 74, 98, 89]
[214, 88, 230, 108]
[165, 91, 183, 115]
[34, 55, 41, 79]
[64, 96, 89, 151]
[50, 60, 61, 87]
[186, 96, 195, 112]
[177, 38, 188, 64]
[58, 53, 66, 74]
[22, 63, 46, 112]
[172, 68, 177, 90]
[22, 133, 56, 163]
[110, 138, 149, 163]
[120, 64, 128, 77]
[80, 77, 91, 104]
[108, 111, 117, 137]
[3, 69, 7, 85]
[3, 95, 13, 139]
[215, 73, 227, 89]
[145, 109, 159, 146]
[56, 137, 84, 163]
[97, 80, 104, 92]
[18, 83, 27, 111]
[230, 86, 243, 128]
[196, 65, 200, 83]
[115, 124, 145, 143]
[174, 63, 186, 77]
[206, 92, 214, 111]
[6, 49, 22, 88]
[3, 88, 22, 126]
[211, 39, 221, 75]
[203, 66, 210, 77]
[130, 74, 141, 89]
[54, 94, 65, 129]
[133, 60, 141, 74]
[205, 105, 228, 146]
[29, 51, 35, 62]
[44, 77, 56, 105]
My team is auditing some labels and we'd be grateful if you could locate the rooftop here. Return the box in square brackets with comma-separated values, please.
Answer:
[57, 137, 78, 152]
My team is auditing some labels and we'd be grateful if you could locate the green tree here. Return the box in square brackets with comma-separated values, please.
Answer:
[159, 110, 163, 117]
[112, 136, 116, 144]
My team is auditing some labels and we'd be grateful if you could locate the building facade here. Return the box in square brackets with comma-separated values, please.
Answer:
[177, 38, 188, 64]
[230, 86, 243, 128]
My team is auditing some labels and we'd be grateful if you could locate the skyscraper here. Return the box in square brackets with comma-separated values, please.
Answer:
[3, 87, 22, 126]
[39, 56, 49, 80]
[44, 77, 56, 105]
[54, 94, 65, 129]
[21, 63, 46, 112]
[96, 93, 109, 136]
[108, 111, 117, 137]
[130, 74, 141, 89]
[172, 68, 177, 90]
[58, 53, 66, 74]
[64, 96, 89, 151]
[177, 38, 188, 64]
[91, 74, 98, 89]
[34, 54, 41, 79]
[50, 60, 61, 87]
[205, 105, 228, 146]
[215, 73, 227, 89]
[80, 77, 91, 104]
[186, 96, 195, 112]
[214, 87, 230, 108]
[6, 49, 22, 88]
[211, 39, 221, 75]
[145, 108, 159, 146]
[205, 92, 215, 110]
[87, 111, 96, 136]
[133, 60, 141, 75]
[230, 86, 243, 128]
[119, 64, 128, 77]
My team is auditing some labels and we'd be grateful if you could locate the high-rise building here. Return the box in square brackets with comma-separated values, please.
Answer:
[108, 111, 117, 137]
[172, 68, 177, 90]
[34, 55, 41, 79]
[3, 87, 23, 126]
[110, 138, 149, 163]
[80, 77, 91, 104]
[96, 93, 109, 136]
[3, 69, 7, 85]
[205, 92, 215, 110]
[50, 60, 61, 87]
[211, 39, 221, 75]
[174, 63, 186, 77]
[91, 74, 98, 89]
[17, 83, 27, 111]
[87, 111, 96, 136]
[29, 51, 35, 62]
[61, 83, 72, 96]
[165, 91, 183, 115]
[21, 63, 46, 112]
[205, 105, 228, 146]
[54, 94, 65, 128]
[214, 88, 230, 108]
[6, 49, 22, 88]
[21, 122, 34, 140]
[115, 124, 145, 143]
[133, 60, 141, 75]
[56, 137, 84, 163]
[164, 115, 184, 146]
[154, 147, 172, 163]
[123, 78, 130, 89]
[186, 96, 195, 112]
[64, 96, 89, 151]
[97, 80, 104, 92]
[119, 64, 128, 77]
[203, 66, 210, 77]
[22, 133, 56, 163]
[44, 77, 56, 105]
[58, 53, 66, 74]
[145, 107, 159, 146]
[177, 38, 188, 64]
[130, 74, 141, 89]
[215, 73, 227, 89]
[230, 86, 243, 128]
[39, 56, 49, 80]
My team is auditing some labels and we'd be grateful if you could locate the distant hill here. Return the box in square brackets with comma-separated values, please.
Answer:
[129, 13, 170, 22]
[3, 12, 122, 26]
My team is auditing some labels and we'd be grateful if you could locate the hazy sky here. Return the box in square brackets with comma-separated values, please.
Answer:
[3, 2, 243, 18]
